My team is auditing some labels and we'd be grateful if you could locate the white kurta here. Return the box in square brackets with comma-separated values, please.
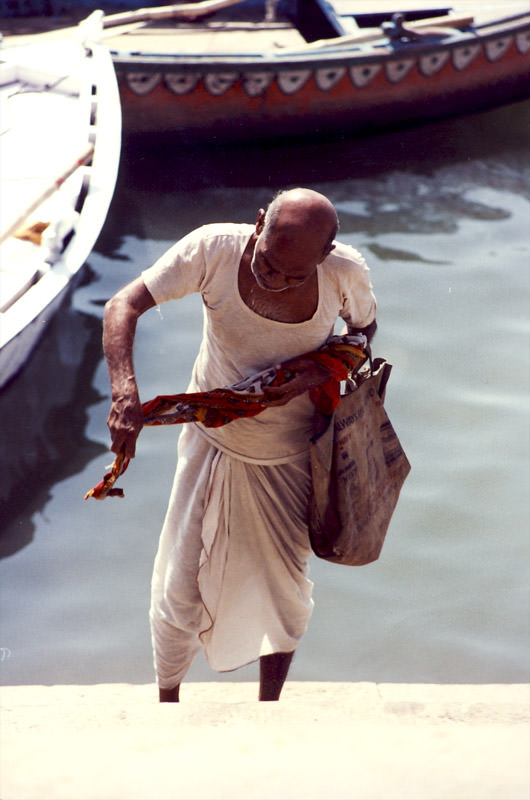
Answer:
[143, 223, 376, 688]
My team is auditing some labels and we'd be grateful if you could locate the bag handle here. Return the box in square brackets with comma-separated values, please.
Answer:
[346, 344, 392, 401]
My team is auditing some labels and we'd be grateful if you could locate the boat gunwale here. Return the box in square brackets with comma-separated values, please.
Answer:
[109, 15, 530, 72]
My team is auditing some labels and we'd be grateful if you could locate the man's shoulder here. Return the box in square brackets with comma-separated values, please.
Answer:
[324, 240, 367, 272]
[192, 221, 254, 244]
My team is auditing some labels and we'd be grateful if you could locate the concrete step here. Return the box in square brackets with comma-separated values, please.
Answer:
[1, 682, 529, 799]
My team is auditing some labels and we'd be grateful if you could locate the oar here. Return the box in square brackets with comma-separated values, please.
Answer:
[102, 0, 248, 29]
[0, 0, 249, 44]
[283, 13, 474, 52]
[0, 143, 94, 245]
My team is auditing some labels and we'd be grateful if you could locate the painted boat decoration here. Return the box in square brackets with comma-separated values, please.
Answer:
[99, 0, 530, 139]
[0, 11, 122, 390]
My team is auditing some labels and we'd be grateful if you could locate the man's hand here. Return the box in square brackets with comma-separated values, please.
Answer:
[107, 391, 144, 459]
[261, 359, 329, 407]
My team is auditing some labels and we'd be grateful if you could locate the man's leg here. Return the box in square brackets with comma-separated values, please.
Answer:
[159, 685, 180, 703]
[151, 428, 213, 705]
[259, 651, 294, 701]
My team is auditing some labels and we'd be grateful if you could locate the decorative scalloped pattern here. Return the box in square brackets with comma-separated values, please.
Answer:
[385, 58, 415, 83]
[484, 36, 513, 62]
[315, 67, 347, 91]
[122, 32, 529, 98]
[165, 73, 200, 95]
[419, 51, 450, 77]
[452, 43, 481, 70]
[516, 30, 530, 54]
[276, 69, 312, 94]
[126, 72, 162, 95]
[349, 64, 381, 88]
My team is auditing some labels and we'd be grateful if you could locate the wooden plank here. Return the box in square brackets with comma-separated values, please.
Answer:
[104, 21, 306, 54]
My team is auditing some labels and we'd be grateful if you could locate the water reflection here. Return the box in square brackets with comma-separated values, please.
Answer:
[104, 100, 528, 254]
[365, 243, 450, 264]
[0, 268, 106, 558]
[119, 99, 529, 194]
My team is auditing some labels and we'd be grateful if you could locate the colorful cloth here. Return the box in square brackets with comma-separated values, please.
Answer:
[84, 336, 366, 500]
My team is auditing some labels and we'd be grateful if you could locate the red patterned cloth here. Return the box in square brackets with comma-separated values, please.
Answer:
[84, 337, 366, 500]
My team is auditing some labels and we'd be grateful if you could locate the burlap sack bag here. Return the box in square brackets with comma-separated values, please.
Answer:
[308, 357, 411, 565]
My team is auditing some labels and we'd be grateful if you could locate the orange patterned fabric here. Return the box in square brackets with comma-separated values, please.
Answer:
[84, 338, 366, 500]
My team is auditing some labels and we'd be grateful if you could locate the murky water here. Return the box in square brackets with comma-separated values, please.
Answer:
[1, 100, 529, 687]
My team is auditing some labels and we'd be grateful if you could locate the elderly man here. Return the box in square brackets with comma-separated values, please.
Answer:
[103, 188, 376, 701]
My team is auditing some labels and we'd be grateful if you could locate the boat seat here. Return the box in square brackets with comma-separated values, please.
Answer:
[105, 21, 307, 55]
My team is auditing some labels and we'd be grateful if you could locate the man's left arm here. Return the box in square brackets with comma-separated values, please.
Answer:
[346, 318, 377, 343]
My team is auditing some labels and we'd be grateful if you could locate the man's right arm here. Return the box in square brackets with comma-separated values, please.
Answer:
[103, 276, 156, 459]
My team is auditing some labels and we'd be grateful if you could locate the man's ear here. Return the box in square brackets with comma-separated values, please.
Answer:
[255, 208, 266, 234]
[320, 242, 335, 262]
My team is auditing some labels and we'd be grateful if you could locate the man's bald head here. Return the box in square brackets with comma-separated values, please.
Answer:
[263, 188, 339, 255]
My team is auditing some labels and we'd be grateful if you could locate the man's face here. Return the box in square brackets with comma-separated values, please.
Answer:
[251, 211, 333, 293]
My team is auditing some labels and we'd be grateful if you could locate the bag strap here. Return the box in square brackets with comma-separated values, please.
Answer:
[374, 359, 392, 401]
[365, 342, 374, 372]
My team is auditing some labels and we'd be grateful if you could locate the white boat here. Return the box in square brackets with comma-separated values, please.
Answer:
[0, 11, 121, 390]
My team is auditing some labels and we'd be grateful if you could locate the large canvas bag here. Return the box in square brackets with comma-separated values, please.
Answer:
[308, 357, 411, 565]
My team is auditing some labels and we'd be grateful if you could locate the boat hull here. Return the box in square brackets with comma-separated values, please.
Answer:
[114, 20, 530, 139]
[0, 272, 81, 392]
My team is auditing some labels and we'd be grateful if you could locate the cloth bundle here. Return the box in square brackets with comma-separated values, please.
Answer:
[84, 334, 367, 500]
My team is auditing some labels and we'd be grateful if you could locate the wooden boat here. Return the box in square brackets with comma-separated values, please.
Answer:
[98, 0, 530, 139]
[0, 11, 121, 390]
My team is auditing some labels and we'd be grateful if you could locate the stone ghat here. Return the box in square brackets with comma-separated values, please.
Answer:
[1, 682, 529, 799]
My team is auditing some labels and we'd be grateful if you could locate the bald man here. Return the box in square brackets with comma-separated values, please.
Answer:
[104, 188, 376, 701]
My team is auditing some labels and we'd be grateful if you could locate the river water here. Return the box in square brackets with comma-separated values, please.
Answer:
[1, 100, 529, 688]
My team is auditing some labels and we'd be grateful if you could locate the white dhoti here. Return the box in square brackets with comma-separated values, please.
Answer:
[149, 425, 314, 689]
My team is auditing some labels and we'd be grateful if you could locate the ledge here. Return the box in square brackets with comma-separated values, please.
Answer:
[1, 682, 529, 799]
